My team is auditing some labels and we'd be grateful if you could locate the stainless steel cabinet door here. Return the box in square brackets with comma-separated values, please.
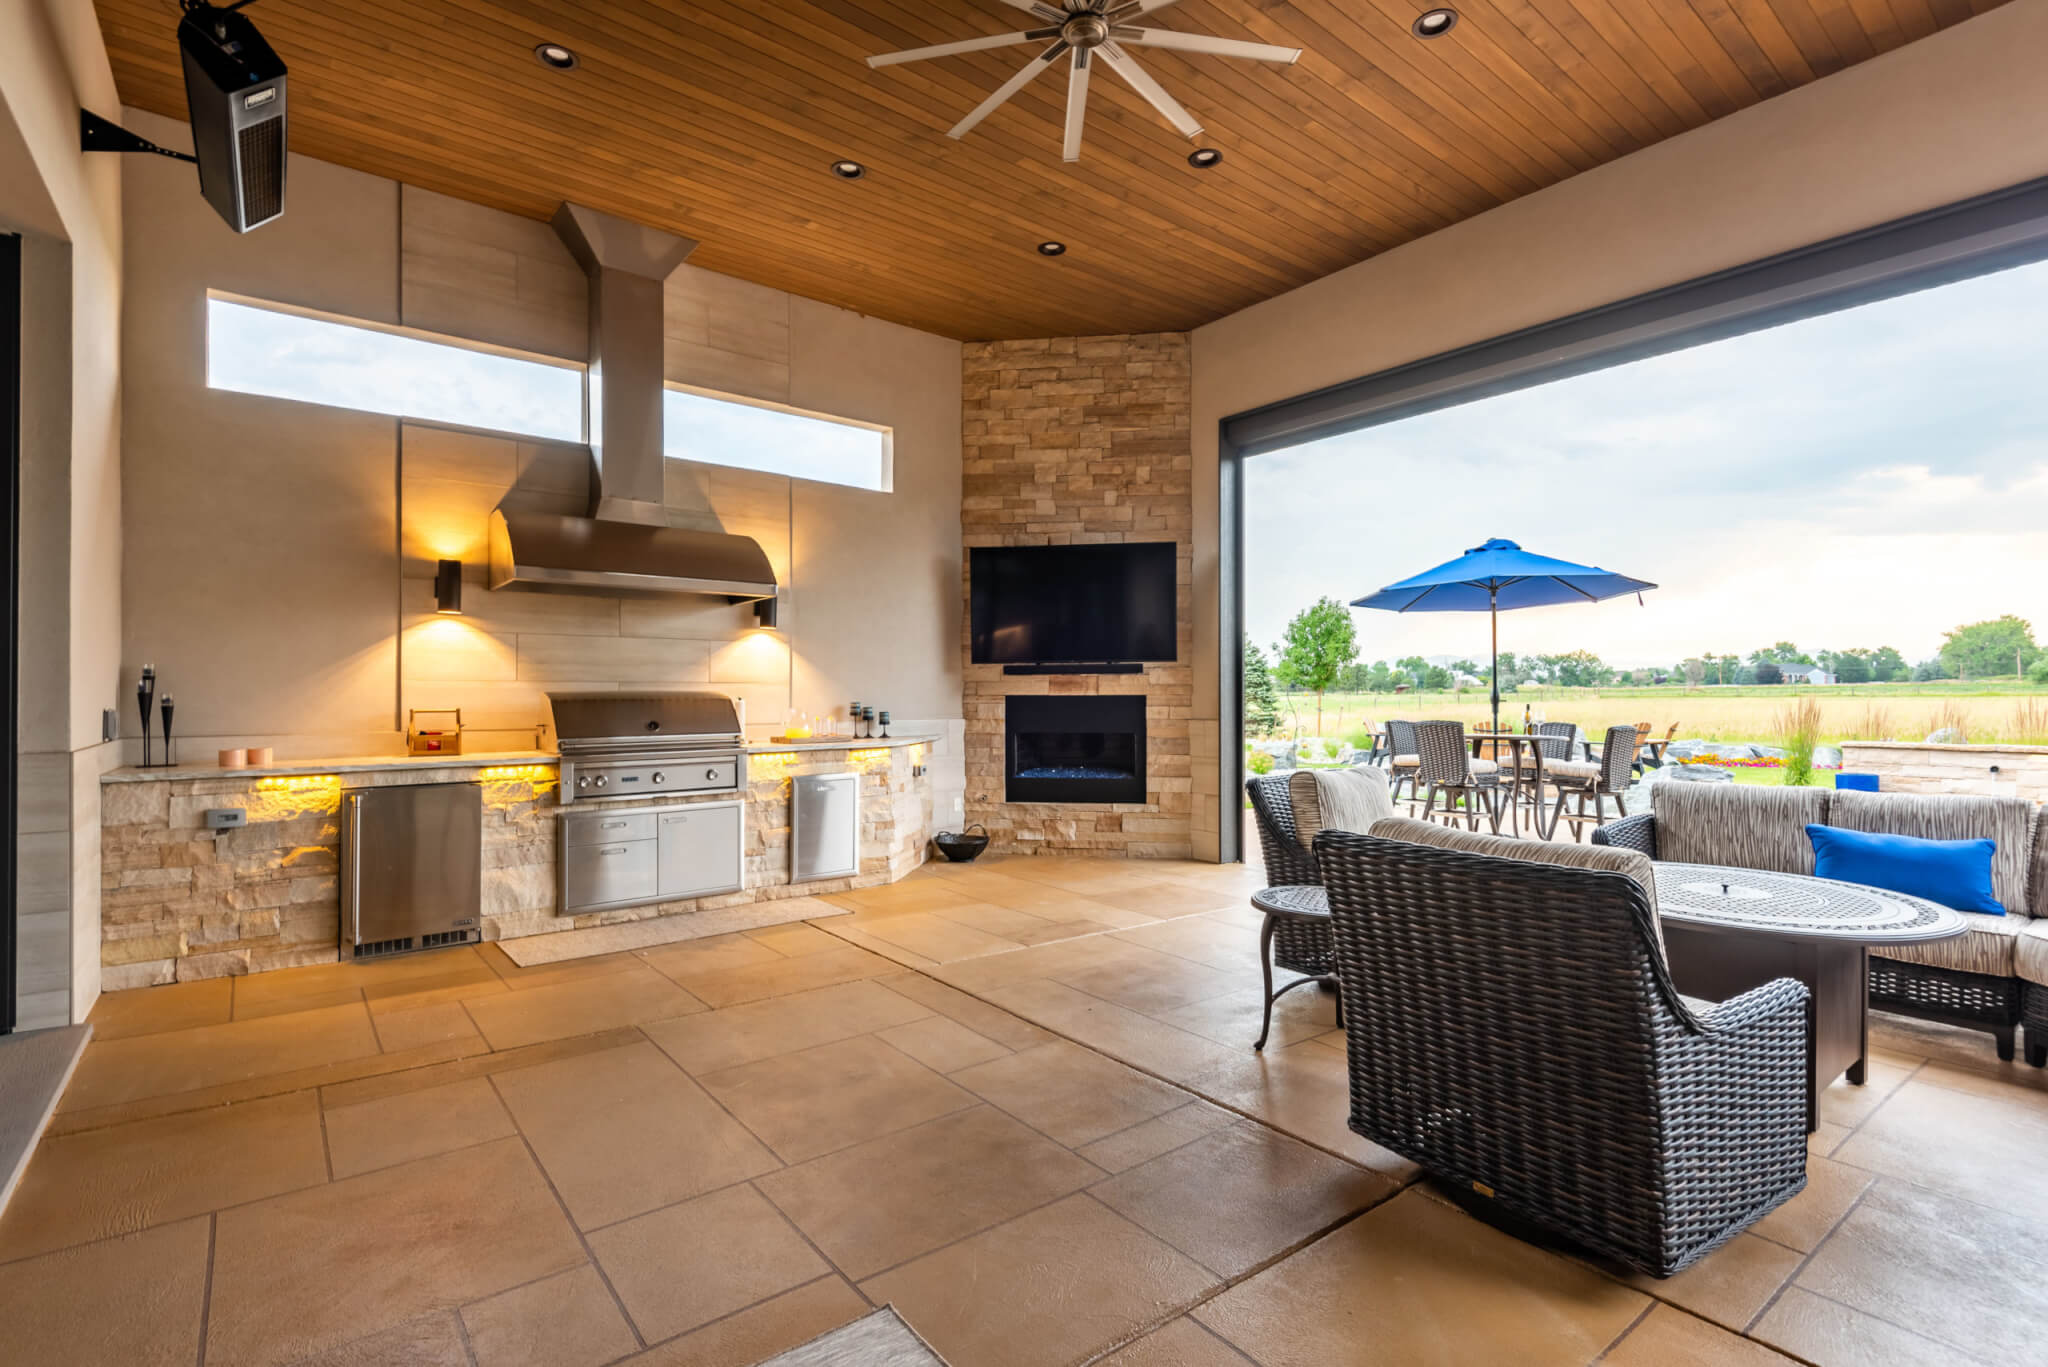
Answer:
[657, 801, 744, 900]
[792, 773, 859, 882]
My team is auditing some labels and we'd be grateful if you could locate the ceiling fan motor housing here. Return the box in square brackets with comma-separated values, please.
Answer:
[1064, 15, 1112, 49]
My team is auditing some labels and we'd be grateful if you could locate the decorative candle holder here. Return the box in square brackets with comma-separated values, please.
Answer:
[136, 664, 156, 768]
[159, 694, 176, 768]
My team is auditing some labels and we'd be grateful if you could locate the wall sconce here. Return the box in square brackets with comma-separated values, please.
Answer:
[434, 559, 463, 615]
[753, 589, 783, 630]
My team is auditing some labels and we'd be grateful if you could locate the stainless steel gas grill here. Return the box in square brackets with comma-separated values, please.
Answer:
[546, 691, 748, 805]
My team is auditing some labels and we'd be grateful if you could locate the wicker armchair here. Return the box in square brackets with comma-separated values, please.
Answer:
[1316, 826, 1811, 1277]
[1413, 720, 1505, 833]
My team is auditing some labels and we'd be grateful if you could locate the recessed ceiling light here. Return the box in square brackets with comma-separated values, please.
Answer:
[830, 160, 866, 180]
[1413, 8, 1458, 38]
[534, 42, 579, 70]
[1036, 241, 1067, 257]
[1188, 147, 1223, 169]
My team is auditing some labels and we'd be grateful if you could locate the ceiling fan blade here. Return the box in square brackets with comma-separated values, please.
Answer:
[1116, 28, 1303, 64]
[1098, 42, 1202, 139]
[1063, 47, 1092, 163]
[869, 29, 1058, 68]
[1108, 0, 1184, 16]
[949, 42, 1069, 140]
[994, 0, 1070, 19]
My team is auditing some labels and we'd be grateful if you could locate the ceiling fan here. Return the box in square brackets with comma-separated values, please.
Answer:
[867, 0, 1302, 163]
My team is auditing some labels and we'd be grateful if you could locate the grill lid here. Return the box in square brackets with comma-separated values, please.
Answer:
[546, 691, 743, 746]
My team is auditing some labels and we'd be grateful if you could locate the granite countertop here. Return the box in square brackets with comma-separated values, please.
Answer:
[103, 734, 938, 783]
[102, 751, 558, 784]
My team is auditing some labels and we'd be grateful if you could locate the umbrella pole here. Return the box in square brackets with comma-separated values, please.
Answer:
[1490, 588, 1501, 736]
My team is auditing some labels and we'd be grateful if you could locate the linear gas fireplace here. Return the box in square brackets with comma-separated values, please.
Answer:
[1004, 694, 1147, 805]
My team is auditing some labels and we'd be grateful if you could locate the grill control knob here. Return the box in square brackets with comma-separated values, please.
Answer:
[651, 771, 666, 785]
[594, 775, 608, 788]
[576, 776, 589, 790]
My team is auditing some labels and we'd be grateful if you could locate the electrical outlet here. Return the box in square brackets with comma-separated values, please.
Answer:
[102, 708, 120, 743]
[203, 809, 247, 830]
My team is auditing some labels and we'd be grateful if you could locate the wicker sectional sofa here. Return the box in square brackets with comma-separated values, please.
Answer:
[1595, 782, 2048, 1064]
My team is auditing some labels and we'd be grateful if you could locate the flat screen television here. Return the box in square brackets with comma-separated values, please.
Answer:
[970, 542, 1177, 665]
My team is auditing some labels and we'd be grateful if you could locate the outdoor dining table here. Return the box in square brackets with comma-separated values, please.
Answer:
[1465, 730, 1560, 838]
[1653, 862, 1965, 1129]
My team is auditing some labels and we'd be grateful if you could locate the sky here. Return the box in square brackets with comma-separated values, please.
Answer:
[1246, 255, 2048, 672]
[207, 298, 888, 490]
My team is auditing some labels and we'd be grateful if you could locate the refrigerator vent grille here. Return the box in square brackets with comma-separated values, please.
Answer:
[423, 929, 481, 950]
[352, 936, 414, 960]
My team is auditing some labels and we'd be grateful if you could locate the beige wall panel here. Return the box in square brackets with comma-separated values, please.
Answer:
[400, 185, 586, 361]
[785, 295, 963, 723]
[619, 595, 758, 641]
[516, 633, 720, 682]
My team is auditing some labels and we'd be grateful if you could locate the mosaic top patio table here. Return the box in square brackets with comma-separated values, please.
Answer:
[1652, 862, 1965, 1128]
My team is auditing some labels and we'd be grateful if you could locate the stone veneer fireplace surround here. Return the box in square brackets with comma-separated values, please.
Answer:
[961, 332, 1194, 858]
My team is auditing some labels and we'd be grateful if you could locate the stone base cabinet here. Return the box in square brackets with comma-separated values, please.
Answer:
[100, 744, 935, 988]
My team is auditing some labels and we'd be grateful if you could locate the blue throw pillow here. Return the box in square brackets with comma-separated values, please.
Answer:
[1806, 824, 2004, 915]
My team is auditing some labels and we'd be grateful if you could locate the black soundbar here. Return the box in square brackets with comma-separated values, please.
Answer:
[1000, 663, 1145, 676]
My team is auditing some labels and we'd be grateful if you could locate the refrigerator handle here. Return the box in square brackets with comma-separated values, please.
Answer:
[347, 791, 363, 948]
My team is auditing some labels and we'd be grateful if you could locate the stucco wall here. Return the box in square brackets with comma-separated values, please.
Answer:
[1187, 0, 2048, 861]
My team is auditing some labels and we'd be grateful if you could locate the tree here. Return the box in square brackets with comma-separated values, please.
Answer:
[1366, 660, 1396, 693]
[1242, 637, 1281, 737]
[1913, 657, 1951, 682]
[1681, 658, 1707, 688]
[1753, 660, 1784, 685]
[1541, 650, 1610, 688]
[2030, 657, 2048, 685]
[1273, 598, 1359, 736]
[1422, 665, 1455, 692]
[1940, 615, 2040, 680]
[1869, 646, 1908, 682]
[1752, 641, 1812, 668]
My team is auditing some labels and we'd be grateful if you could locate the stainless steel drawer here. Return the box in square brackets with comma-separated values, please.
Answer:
[565, 811, 656, 847]
[562, 839, 657, 911]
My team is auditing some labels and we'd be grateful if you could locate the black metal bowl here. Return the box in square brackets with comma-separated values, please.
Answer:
[933, 826, 990, 862]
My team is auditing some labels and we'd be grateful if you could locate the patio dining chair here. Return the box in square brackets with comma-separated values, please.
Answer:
[1512, 721, 1579, 815]
[1413, 720, 1507, 834]
[1384, 720, 1423, 809]
[1541, 724, 1639, 841]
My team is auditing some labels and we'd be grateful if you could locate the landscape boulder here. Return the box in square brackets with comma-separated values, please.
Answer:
[1925, 727, 1968, 745]
[1812, 745, 1843, 769]
[1664, 763, 1736, 785]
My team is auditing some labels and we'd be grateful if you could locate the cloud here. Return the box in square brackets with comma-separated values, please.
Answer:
[1248, 255, 2048, 667]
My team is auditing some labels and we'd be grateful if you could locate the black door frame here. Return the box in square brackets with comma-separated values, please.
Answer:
[2, 232, 20, 1033]
[1216, 175, 2048, 862]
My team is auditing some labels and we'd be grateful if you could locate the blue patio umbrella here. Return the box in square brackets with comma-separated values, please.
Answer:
[1351, 538, 1656, 736]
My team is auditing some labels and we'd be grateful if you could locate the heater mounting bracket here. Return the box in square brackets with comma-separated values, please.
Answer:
[80, 110, 197, 164]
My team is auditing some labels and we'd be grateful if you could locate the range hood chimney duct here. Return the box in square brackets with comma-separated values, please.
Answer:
[488, 205, 780, 607]
[550, 202, 698, 526]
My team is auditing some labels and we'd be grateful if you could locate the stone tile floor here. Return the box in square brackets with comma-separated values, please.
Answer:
[2, 846, 2041, 1365]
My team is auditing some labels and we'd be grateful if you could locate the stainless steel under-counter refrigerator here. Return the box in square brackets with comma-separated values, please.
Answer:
[340, 781, 483, 958]
[792, 771, 860, 882]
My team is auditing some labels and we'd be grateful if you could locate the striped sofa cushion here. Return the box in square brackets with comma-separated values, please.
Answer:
[1827, 789, 2034, 918]
[2033, 806, 2048, 921]
[2013, 918, 2048, 986]
[1652, 783, 1832, 875]
[1880, 913, 2023, 977]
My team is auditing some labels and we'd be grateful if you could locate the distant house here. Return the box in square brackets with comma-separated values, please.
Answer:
[1788, 666, 1837, 685]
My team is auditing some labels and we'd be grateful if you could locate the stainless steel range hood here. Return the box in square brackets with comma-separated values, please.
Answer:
[487, 202, 779, 605]
[488, 509, 777, 598]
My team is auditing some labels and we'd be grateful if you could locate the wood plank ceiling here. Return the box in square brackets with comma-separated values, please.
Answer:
[93, 0, 2001, 340]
